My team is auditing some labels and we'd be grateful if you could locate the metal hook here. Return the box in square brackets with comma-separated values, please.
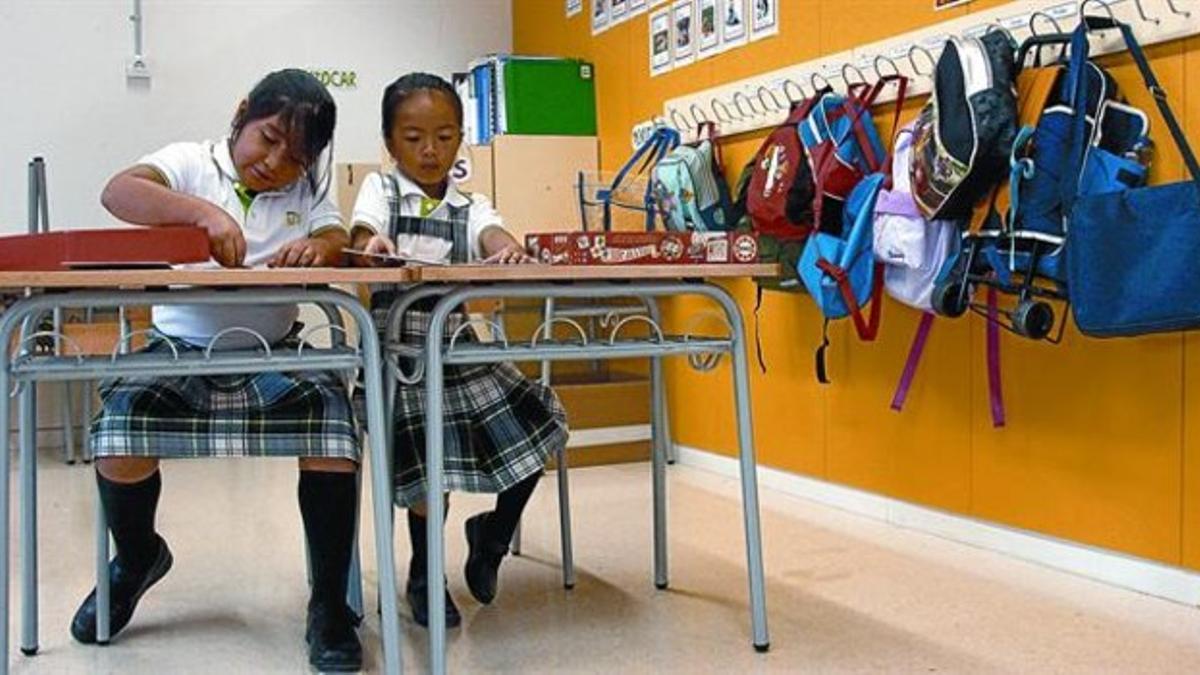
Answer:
[1080, 0, 1117, 29]
[1028, 10, 1065, 35]
[757, 85, 786, 112]
[669, 108, 689, 131]
[781, 78, 807, 103]
[907, 44, 936, 77]
[732, 91, 757, 118]
[711, 98, 734, 123]
[841, 62, 868, 88]
[1131, 0, 1162, 24]
[688, 102, 710, 130]
[984, 22, 1017, 46]
[1166, 0, 1191, 18]
[810, 71, 833, 93]
[872, 54, 900, 81]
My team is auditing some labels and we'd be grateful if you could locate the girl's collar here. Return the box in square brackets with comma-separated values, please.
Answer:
[209, 137, 298, 196]
[391, 169, 470, 208]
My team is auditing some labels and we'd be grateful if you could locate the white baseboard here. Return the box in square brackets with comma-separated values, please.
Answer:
[675, 444, 1200, 607]
[567, 424, 651, 449]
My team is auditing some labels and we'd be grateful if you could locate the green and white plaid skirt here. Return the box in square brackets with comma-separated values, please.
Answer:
[90, 336, 359, 460]
[370, 309, 568, 508]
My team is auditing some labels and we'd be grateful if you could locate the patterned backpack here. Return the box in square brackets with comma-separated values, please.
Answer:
[652, 122, 735, 231]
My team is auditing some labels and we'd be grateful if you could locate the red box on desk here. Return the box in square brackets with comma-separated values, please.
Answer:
[0, 227, 210, 271]
[525, 231, 759, 265]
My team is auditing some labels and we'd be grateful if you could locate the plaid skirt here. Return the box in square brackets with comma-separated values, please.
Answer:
[91, 337, 359, 460]
[374, 309, 568, 508]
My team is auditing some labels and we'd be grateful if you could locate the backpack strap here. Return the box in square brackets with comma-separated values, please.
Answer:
[815, 258, 885, 341]
[891, 311, 935, 412]
[986, 286, 1006, 427]
[606, 127, 680, 231]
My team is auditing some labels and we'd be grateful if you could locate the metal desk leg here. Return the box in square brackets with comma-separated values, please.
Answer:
[424, 297, 457, 675]
[650, 347, 669, 590]
[19, 381, 39, 655]
[643, 298, 676, 466]
[343, 301, 403, 675]
[713, 285, 770, 652]
[1, 349, 14, 674]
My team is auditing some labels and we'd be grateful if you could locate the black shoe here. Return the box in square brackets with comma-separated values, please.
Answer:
[70, 535, 173, 644]
[406, 574, 461, 628]
[305, 599, 362, 672]
[464, 512, 508, 605]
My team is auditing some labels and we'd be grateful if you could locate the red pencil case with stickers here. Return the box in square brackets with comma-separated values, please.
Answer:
[525, 231, 759, 266]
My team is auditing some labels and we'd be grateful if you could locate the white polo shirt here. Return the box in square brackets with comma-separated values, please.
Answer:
[139, 138, 343, 348]
[351, 170, 503, 262]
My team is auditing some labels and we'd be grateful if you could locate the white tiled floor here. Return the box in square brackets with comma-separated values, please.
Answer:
[10, 453, 1200, 673]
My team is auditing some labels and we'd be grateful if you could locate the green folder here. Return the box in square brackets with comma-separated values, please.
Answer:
[501, 57, 597, 136]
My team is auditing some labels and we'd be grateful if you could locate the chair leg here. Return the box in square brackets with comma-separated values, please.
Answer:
[346, 471, 365, 619]
[81, 381, 93, 464]
[557, 443, 576, 590]
[61, 382, 76, 465]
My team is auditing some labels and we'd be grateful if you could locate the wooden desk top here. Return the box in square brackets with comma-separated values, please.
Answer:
[0, 263, 778, 290]
[412, 263, 779, 282]
[0, 267, 415, 289]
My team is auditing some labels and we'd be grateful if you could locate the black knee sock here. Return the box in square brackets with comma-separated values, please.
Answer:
[406, 499, 448, 581]
[488, 472, 541, 547]
[97, 470, 162, 573]
[298, 470, 357, 607]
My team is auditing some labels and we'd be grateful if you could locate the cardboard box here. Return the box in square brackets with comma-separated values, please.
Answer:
[525, 231, 759, 266]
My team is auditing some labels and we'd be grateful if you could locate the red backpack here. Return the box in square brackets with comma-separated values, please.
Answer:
[745, 92, 828, 243]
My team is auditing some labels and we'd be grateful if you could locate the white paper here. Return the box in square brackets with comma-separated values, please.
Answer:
[719, 0, 748, 51]
[672, 0, 695, 66]
[749, 0, 778, 41]
[592, 0, 610, 34]
[612, 0, 629, 23]
[649, 6, 674, 76]
[696, 0, 721, 59]
[567, 0, 583, 18]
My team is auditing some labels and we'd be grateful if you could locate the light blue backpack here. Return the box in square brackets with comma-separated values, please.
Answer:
[797, 172, 888, 383]
[651, 122, 735, 231]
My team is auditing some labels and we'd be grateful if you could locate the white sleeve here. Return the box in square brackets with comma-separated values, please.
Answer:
[308, 188, 344, 234]
[466, 193, 507, 261]
[350, 172, 389, 235]
[136, 142, 206, 194]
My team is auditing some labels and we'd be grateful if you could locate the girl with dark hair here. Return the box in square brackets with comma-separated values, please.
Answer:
[75, 68, 361, 671]
[349, 72, 568, 629]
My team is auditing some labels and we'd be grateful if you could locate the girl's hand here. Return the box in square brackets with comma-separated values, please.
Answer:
[270, 237, 340, 268]
[482, 243, 534, 265]
[196, 205, 246, 268]
[359, 234, 397, 266]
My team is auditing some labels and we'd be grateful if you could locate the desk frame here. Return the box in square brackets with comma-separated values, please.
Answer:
[384, 275, 772, 675]
[0, 284, 406, 675]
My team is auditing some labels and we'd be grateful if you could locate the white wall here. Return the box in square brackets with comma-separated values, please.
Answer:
[0, 0, 512, 235]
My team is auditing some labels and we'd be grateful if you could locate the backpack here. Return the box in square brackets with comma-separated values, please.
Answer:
[910, 31, 1019, 221]
[741, 91, 829, 293]
[873, 122, 960, 311]
[800, 76, 906, 235]
[798, 172, 889, 383]
[652, 122, 736, 231]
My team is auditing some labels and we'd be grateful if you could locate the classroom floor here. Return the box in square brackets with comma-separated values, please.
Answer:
[9, 452, 1200, 673]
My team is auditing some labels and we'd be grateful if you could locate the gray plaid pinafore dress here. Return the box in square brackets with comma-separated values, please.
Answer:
[90, 331, 358, 460]
[371, 175, 568, 507]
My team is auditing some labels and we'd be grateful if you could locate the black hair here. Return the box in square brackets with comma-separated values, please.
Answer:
[231, 68, 336, 197]
[380, 72, 464, 141]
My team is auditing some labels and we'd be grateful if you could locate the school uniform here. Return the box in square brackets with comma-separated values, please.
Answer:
[89, 138, 359, 461]
[352, 170, 569, 508]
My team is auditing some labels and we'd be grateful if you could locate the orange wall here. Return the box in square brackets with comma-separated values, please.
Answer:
[514, 0, 1200, 570]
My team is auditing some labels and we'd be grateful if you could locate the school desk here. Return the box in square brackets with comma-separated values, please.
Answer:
[382, 263, 777, 675]
[0, 267, 414, 675]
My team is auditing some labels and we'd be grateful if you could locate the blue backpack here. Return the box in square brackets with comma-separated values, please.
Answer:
[798, 172, 888, 383]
